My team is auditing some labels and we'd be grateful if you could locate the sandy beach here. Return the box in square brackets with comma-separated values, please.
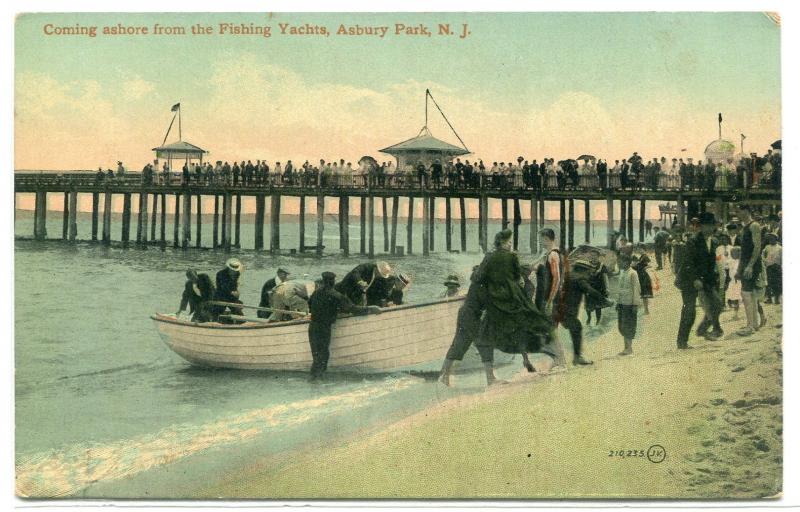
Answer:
[201, 265, 783, 499]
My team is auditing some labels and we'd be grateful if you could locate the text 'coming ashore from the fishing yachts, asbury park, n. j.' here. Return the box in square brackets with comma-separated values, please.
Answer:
[41, 21, 473, 39]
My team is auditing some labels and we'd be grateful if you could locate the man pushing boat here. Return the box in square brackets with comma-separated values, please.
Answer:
[308, 272, 382, 380]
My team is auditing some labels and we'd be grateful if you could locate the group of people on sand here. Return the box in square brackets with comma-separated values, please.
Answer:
[174, 202, 780, 385]
[437, 227, 627, 387]
[663, 205, 782, 348]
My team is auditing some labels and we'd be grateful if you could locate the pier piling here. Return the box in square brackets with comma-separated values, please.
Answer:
[316, 194, 324, 257]
[360, 196, 366, 255]
[513, 198, 520, 251]
[159, 194, 166, 248]
[559, 199, 566, 251]
[606, 196, 614, 248]
[136, 191, 148, 246]
[422, 193, 430, 256]
[627, 199, 634, 242]
[182, 192, 192, 250]
[390, 197, 399, 255]
[213, 195, 220, 248]
[368, 195, 375, 258]
[269, 193, 280, 254]
[530, 194, 538, 253]
[342, 196, 350, 256]
[91, 192, 99, 241]
[172, 193, 180, 248]
[150, 193, 158, 242]
[567, 198, 574, 251]
[254, 195, 265, 251]
[639, 200, 646, 242]
[299, 195, 306, 253]
[619, 198, 626, 235]
[382, 197, 389, 253]
[584, 199, 591, 244]
[445, 197, 452, 252]
[62, 191, 69, 240]
[196, 195, 202, 249]
[406, 197, 414, 255]
[459, 197, 467, 253]
[428, 196, 435, 251]
[234, 195, 242, 248]
[122, 192, 132, 246]
[34, 190, 47, 241]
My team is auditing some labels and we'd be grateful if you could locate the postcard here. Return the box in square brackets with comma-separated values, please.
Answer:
[13, 11, 782, 500]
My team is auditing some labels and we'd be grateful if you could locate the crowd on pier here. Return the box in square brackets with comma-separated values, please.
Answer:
[98, 148, 781, 192]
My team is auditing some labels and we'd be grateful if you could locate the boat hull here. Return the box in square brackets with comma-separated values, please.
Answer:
[152, 297, 513, 373]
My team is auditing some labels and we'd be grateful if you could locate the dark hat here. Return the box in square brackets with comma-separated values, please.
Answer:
[277, 268, 290, 275]
[443, 274, 461, 286]
[397, 273, 411, 286]
[726, 223, 739, 230]
[766, 232, 779, 241]
[494, 229, 513, 244]
[539, 228, 556, 240]
[698, 212, 716, 225]
[321, 271, 336, 284]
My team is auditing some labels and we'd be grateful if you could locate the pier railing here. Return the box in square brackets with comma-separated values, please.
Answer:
[13, 170, 781, 194]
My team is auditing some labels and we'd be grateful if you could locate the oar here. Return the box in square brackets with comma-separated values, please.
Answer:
[207, 300, 309, 317]
[218, 314, 307, 324]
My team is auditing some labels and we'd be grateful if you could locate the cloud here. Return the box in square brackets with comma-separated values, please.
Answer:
[13, 55, 781, 170]
[122, 76, 156, 101]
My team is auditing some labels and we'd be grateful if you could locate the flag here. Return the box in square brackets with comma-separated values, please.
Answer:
[718, 113, 722, 124]
[741, 133, 747, 140]
[681, 148, 687, 152]
[171, 102, 181, 112]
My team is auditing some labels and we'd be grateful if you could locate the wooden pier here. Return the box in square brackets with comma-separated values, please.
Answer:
[15, 172, 781, 256]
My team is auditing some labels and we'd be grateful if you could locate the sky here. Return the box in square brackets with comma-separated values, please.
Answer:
[14, 12, 781, 171]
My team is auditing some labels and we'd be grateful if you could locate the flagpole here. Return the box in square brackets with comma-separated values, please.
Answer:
[178, 104, 182, 141]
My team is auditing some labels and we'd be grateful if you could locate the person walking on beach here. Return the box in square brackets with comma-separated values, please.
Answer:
[307, 272, 380, 380]
[615, 254, 641, 356]
[475, 229, 556, 379]
[735, 205, 763, 337]
[762, 233, 782, 305]
[675, 213, 722, 348]
[438, 265, 494, 387]
[653, 226, 669, 270]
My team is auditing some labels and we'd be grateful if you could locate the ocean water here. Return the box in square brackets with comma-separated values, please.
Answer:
[13, 211, 652, 497]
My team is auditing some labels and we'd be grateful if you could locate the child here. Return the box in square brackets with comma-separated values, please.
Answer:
[616, 254, 641, 356]
[727, 246, 742, 319]
[632, 253, 654, 315]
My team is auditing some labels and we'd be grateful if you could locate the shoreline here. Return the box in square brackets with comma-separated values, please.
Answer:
[200, 267, 783, 499]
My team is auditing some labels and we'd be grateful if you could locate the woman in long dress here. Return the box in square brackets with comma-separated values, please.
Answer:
[547, 161, 559, 189]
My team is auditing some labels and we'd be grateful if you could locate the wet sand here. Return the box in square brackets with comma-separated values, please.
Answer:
[202, 267, 782, 499]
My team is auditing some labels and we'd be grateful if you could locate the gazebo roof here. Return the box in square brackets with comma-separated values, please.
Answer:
[379, 129, 469, 156]
[152, 140, 208, 155]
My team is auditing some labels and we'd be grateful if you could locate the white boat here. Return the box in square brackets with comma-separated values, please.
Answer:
[152, 296, 513, 373]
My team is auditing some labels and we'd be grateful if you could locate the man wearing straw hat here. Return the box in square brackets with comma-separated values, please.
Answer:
[212, 258, 244, 323]
[336, 261, 394, 306]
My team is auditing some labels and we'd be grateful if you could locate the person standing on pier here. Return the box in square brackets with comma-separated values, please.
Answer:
[308, 272, 381, 380]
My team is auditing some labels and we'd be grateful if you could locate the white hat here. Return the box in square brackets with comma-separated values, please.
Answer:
[226, 258, 243, 272]
[377, 261, 392, 279]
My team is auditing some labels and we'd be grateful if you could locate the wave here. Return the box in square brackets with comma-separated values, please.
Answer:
[15, 375, 418, 497]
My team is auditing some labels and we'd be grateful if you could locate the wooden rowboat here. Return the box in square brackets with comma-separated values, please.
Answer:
[152, 296, 513, 373]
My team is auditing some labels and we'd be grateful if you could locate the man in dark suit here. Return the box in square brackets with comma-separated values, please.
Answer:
[675, 212, 722, 348]
[258, 268, 290, 318]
